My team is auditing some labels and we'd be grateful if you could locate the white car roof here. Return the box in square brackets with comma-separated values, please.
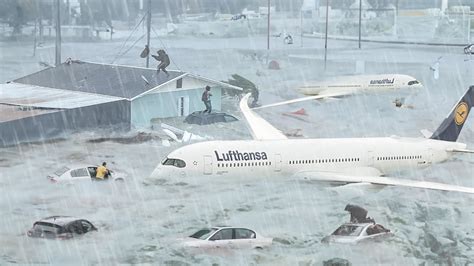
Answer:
[36, 216, 80, 226]
[211, 226, 255, 230]
[67, 164, 97, 169]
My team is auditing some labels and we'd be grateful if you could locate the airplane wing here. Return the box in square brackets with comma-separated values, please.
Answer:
[448, 148, 474, 154]
[293, 170, 474, 194]
[253, 91, 349, 110]
[240, 93, 288, 140]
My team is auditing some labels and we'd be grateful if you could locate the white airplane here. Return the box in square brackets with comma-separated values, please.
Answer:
[150, 86, 474, 194]
[256, 74, 422, 109]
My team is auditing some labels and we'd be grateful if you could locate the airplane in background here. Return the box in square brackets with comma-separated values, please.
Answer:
[256, 74, 422, 109]
[150, 86, 474, 194]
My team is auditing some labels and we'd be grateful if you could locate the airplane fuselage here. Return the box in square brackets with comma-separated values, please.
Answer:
[151, 137, 465, 180]
[298, 74, 422, 96]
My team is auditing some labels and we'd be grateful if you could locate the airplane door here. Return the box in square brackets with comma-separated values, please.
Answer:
[274, 154, 282, 172]
[426, 148, 434, 165]
[367, 151, 375, 166]
[203, 155, 213, 175]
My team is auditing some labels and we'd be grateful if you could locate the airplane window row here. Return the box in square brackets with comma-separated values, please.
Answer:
[217, 161, 272, 168]
[288, 158, 360, 165]
[376, 155, 422, 161]
[328, 85, 361, 88]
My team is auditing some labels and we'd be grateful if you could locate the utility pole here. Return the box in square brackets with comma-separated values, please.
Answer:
[324, 0, 329, 70]
[267, 0, 270, 50]
[55, 0, 61, 66]
[358, 0, 362, 49]
[300, 10, 303, 47]
[145, 0, 152, 68]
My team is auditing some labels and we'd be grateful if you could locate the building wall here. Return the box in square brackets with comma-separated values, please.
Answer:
[0, 100, 131, 147]
[131, 87, 223, 127]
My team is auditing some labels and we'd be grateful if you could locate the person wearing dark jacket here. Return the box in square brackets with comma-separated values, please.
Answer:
[344, 204, 374, 223]
[152, 49, 170, 77]
[202, 86, 212, 114]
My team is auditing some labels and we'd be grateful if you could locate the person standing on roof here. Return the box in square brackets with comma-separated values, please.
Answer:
[202, 85, 212, 114]
[96, 162, 110, 180]
[151, 49, 170, 77]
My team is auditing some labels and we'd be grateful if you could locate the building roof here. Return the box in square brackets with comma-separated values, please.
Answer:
[13, 61, 243, 100]
[0, 104, 58, 123]
[14, 61, 186, 99]
[0, 82, 124, 109]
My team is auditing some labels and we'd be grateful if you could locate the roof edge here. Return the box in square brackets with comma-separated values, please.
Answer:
[3, 82, 127, 101]
[130, 73, 188, 100]
[79, 60, 183, 74]
[186, 73, 244, 91]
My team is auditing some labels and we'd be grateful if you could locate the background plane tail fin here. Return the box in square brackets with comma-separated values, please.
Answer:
[430, 86, 473, 142]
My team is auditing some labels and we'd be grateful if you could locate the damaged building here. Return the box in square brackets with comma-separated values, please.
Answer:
[0, 61, 242, 147]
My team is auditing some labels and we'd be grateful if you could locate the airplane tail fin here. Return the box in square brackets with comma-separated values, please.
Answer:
[430, 86, 473, 142]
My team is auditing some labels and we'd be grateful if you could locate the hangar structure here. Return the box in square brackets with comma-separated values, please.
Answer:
[0, 61, 242, 147]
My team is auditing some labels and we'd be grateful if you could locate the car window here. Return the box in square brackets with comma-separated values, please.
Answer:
[235, 228, 255, 239]
[87, 167, 97, 177]
[224, 115, 238, 122]
[333, 225, 364, 236]
[80, 220, 94, 232]
[67, 221, 85, 234]
[210, 229, 233, 240]
[33, 222, 63, 234]
[190, 228, 217, 240]
[214, 115, 226, 123]
[71, 168, 89, 178]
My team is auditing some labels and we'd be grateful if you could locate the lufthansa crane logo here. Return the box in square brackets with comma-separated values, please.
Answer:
[454, 102, 468, 126]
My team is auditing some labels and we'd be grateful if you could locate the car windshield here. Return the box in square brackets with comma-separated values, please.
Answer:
[333, 225, 364, 236]
[189, 228, 217, 240]
[54, 167, 70, 176]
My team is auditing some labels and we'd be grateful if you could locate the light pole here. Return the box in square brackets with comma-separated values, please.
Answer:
[300, 10, 303, 47]
[145, 0, 151, 68]
[55, 0, 61, 66]
[267, 0, 270, 50]
[358, 0, 362, 49]
[324, 0, 329, 70]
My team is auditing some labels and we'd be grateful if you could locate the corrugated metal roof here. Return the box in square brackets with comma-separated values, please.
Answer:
[0, 83, 124, 109]
[14, 61, 186, 99]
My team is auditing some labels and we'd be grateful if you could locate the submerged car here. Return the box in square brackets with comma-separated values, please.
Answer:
[464, 44, 474, 54]
[27, 216, 97, 239]
[48, 165, 125, 183]
[184, 111, 238, 125]
[321, 223, 392, 244]
[182, 226, 272, 249]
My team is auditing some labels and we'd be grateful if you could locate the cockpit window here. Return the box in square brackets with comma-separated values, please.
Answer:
[408, 80, 419, 85]
[163, 158, 175, 166]
[162, 158, 186, 168]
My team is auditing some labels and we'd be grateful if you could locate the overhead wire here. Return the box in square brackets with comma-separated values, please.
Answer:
[113, 34, 146, 61]
[111, 13, 147, 64]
